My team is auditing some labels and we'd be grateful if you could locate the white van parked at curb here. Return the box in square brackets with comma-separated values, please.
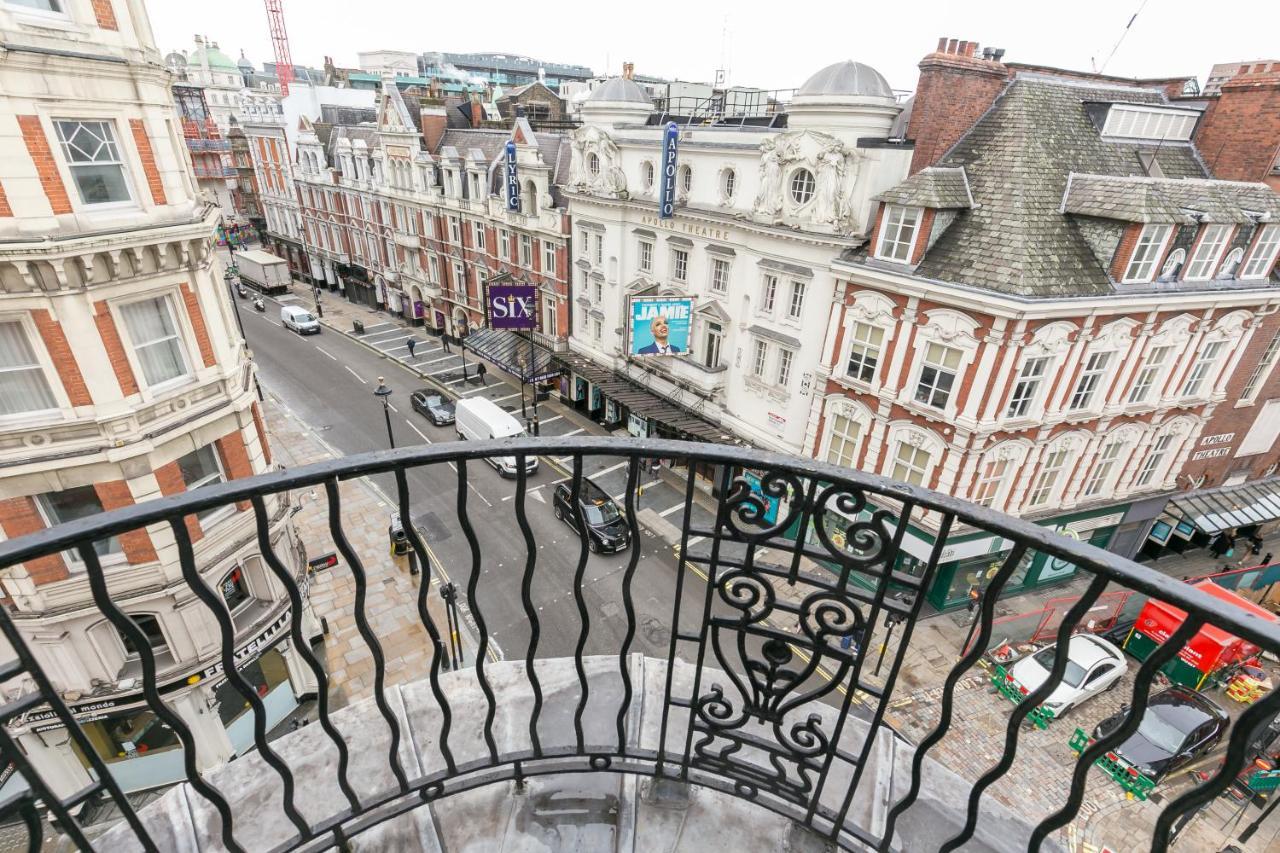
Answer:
[455, 398, 537, 477]
[281, 305, 320, 335]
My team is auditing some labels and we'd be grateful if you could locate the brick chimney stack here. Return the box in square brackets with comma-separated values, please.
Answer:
[1195, 61, 1280, 190]
[906, 36, 1010, 174]
[470, 92, 483, 127]
[420, 106, 447, 153]
[622, 62, 635, 80]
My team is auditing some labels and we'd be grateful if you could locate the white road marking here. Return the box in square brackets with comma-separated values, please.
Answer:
[444, 376, 470, 386]
[501, 485, 545, 502]
[489, 392, 523, 404]
[344, 366, 366, 384]
[388, 403, 398, 413]
[383, 344, 410, 353]
[659, 503, 685, 517]
[360, 322, 393, 332]
[405, 420, 432, 443]
[562, 428, 585, 436]
[530, 490, 546, 504]
[314, 346, 338, 361]
[458, 385, 491, 396]
[362, 328, 407, 341]
[590, 461, 628, 478]
[426, 365, 458, 376]
[537, 415, 564, 426]
[424, 356, 456, 367]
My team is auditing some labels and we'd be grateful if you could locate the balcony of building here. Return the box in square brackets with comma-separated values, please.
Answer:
[0, 438, 1277, 852]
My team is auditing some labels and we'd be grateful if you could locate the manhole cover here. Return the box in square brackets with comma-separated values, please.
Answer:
[414, 511, 451, 544]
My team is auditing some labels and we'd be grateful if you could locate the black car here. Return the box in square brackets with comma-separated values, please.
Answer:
[552, 479, 630, 554]
[1092, 686, 1229, 782]
[410, 391, 455, 426]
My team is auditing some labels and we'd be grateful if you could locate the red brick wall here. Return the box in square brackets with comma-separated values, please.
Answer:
[215, 429, 254, 511]
[154, 460, 202, 543]
[30, 309, 92, 406]
[906, 39, 1010, 174]
[909, 209, 937, 264]
[0, 181, 11, 217]
[90, 0, 118, 29]
[1195, 68, 1280, 183]
[0, 497, 69, 584]
[1108, 223, 1143, 280]
[93, 481, 157, 564]
[128, 119, 167, 206]
[18, 116, 72, 215]
[179, 283, 215, 367]
[93, 300, 139, 396]
[251, 402, 272, 465]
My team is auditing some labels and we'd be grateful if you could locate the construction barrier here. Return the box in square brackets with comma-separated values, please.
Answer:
[1069, 727, 1156, 801]
[991, 665, 1056, 730]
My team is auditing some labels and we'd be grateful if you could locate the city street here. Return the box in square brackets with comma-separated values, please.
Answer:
[236, 290, 712, 667]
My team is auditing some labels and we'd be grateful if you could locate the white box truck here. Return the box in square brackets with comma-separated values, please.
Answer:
[235, 250, 291, 295]
[455, 397, 538, 478]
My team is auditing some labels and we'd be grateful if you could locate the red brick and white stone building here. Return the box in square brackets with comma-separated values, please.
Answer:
[807, 40, 1280, 603]
[0, 0, 313, 797]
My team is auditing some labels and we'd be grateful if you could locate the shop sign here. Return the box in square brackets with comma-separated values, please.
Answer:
[606, 399, 619, 424]
[487, 284, 538, 330]
[504, 140, 520, 212]
[629, 296, 692, 356]
[1192, 447, 1231, 460]
[658, 122, 679, 219]
[628, 413, 648, 438]
[413, 301, 425, 319]
[767, 412, 786, 434]
[1200, 433, 1235, 446]
[200, 608, 292, 681]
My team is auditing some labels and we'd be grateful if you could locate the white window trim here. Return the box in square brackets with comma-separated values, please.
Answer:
[1121, 224, 1173, 283]
[0, 313, 70, 425]
[1180, 339, 1227, 398]
[114, 293, 196, 396]
[709, 257, 731, 294]
[874, 205, 922, 263]
[183, 445, 235, 529]
[758, 273, 778, 317]
[843, 320, 886, 387]
[910, 341, 964, 413]
[1240, 330, 1280, 405]
[53, 116, 138, 212]
[784, 279, 806, 322]
[1128, 343, 1174, 406]
[1241, 224, 1280, 280]
[35, 491, 126, 571]
[671, 247, 689, 283]
[637, 239, 653, 274]
[820, 399, 871, 469]
[1183, 224, 1232, 281]
[1025, 445, 1073, 509]
[1005, 355, 1052, 420]
[1067, 350, 1115, 412]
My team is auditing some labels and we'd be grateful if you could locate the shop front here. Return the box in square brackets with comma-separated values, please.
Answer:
[339, 264, 376, 309]
[1139, 477, 1280, 563]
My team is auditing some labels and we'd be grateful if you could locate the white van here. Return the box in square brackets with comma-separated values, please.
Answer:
[455, 397, 538, 477]
[281, 305, 320, 335]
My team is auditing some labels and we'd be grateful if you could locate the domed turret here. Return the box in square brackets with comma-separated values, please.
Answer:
[787, 60, 900, 140]
[580, 76, 653, 127]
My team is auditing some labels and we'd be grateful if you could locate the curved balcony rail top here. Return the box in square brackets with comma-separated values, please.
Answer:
[0, 437, 1277, 853]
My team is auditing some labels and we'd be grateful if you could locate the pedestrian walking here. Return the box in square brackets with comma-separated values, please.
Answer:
[476, 362, 487, 385]
[406, 337, 417, 359]
[442, 335, 451, 353]
[1263, 552, 1274, 566]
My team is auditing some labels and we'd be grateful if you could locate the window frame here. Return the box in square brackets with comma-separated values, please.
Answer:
[519, 234, 533, 267]
[972, 457, 1010, 508]
[789, 169, 815, 205]
[542, 241, 557, 275]
[1068, 351, 1113, 411]
[1184, 224, 1232, 281]
[672, 248, 689, 283]
[1181, 340, 1226, 397]
[53, 118, 135, 209]
[36, 486, 124, 569]
[0, 317, 61, 421]
[498, 228, 511, 260]
[176, 444, 233, 527]
[844, 321, 884, 385]
[1006, 356, 1050, 419]
[1129, 345, 1173, 404]
[1122, 224, 1173, 283]
[913, 342, 962, 410]
[1083, 440, 1125, 497]
[1240, 330, 1280, 403]
[116, 294, 193, 393]
[759, 274, 778, 315]
[890, 441, 931, 487]
[638, 239, 653, 273]
[875, 205, 922, 263]
[751, 339, 769, 377]
[1134, 434, 1175, 488]
[710, 257, 730, 293]
[775, 347, 794, 386]
[824, 407, 862, 468]
[1241, 224, 1280, 280]
[1027, 447, 1071, 508]
[702, 321, 723, 369]
[473, 221, 486, 252]
[785, 279, 806, 320]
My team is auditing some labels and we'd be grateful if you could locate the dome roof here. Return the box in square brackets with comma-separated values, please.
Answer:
[192, 45, 239, 72]
[589, 77, 650, 104]
[797, 61, 892, 99]
[237, 51, 254, 72]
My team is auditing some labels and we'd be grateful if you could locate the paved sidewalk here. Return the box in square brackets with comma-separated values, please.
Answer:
[260, 393, 471, 709]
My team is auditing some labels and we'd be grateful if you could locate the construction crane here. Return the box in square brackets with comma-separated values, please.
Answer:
[264, 0, 294, 97]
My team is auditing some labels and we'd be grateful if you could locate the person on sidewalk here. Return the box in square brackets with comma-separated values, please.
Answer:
[406, 337, 417, 359]
[442, 335, 451, 354]
[476, 362, 487, 385]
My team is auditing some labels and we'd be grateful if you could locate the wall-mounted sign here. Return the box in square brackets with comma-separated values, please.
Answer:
[1192, 447, 1232, 460]
[628, 412, 648, 438]
[505, 140, 520, 212]
[1200, 433, 1236, 446]
[658, 122, 679, 219]
[768, 412, 786, 433]
[487, 284, 538, 330]
[1148, 520, 1173, 544]
[629, 296, 691, 356]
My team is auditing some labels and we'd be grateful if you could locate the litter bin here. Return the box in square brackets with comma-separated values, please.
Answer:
[353, 319, 365, 334]
[388, 511, 411, 556]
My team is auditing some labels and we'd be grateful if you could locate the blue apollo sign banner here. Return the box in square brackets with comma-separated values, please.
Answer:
[659, 122, 679, 219]
[505, 140, 520, 211]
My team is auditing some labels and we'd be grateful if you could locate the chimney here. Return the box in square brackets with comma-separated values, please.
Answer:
[1194, 61, 1280, 187]
[905, 36, 1010, 174]
[420, 106, 447, 153]
[469, 92, 483, 127]
[622, 62, 635, 80]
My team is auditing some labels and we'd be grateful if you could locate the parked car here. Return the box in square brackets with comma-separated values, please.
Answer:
[1005, 634, 1127, 718]
[281, 305, 320, 335]
[552, 479, 630, 554]
[454, 398, 536, 477]
[411, 391, 455, 426]
[1092, 686, 1229, 782]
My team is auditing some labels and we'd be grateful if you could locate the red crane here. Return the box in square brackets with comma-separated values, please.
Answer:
[264, 0, 294, 97]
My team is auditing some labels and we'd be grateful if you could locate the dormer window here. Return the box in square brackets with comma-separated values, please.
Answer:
[1184, 224, 1232, 280]
[1241, 224, 1280, 279]
[1101, 105, 1197, 142]
[875, 205, 922, 263]
[1121, 224, 1172, 283]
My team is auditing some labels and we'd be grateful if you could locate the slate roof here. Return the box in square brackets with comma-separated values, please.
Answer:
[875, 167, 972, 209]
[899, 76, 1215, 297]
[1061, 174, 1280, 224]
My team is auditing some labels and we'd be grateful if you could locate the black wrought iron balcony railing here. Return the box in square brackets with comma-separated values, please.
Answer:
[0, 438, 1277, 852]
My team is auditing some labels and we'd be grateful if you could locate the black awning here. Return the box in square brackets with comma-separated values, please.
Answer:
[553, 352, 733, 444]
[1167, 477, 1280, 535]
[463, 329, 560, 383]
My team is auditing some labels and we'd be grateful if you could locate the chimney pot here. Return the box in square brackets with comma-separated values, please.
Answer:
[992, 48, 1006, 62]
[957, 41, 969, 56]
[936, 37, 948, 52]
[967, 42, 978, 58]
[946, 38, 959, 54]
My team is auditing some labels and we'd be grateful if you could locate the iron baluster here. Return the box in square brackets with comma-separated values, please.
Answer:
[615, 457, 643, 754]
[568, 454, 592, 754]
[657, 466, 699, 778]
[513, 453, 544, 756]
[455, 459, 499, 762]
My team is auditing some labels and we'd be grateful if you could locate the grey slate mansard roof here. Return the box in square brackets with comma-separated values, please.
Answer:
[875, 167, 973, 209]
[891, 76, 1227, 298]
[1061, 174, 1280, 224]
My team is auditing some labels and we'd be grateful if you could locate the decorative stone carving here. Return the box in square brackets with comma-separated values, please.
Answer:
[571, 127, 626, 197]
[812, 142, 845, 225]
[752, 138, 785, 218]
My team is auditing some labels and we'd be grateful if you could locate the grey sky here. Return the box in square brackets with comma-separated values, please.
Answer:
[148, 0, 1280, 93]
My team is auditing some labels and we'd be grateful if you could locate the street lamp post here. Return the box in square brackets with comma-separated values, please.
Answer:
[373, 376, 395, 449]
[313, 283, 324, 319]
[458, 322, 470, 382]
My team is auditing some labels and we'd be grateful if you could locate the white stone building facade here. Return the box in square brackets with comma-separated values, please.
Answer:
[0, 0, 313, 797]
